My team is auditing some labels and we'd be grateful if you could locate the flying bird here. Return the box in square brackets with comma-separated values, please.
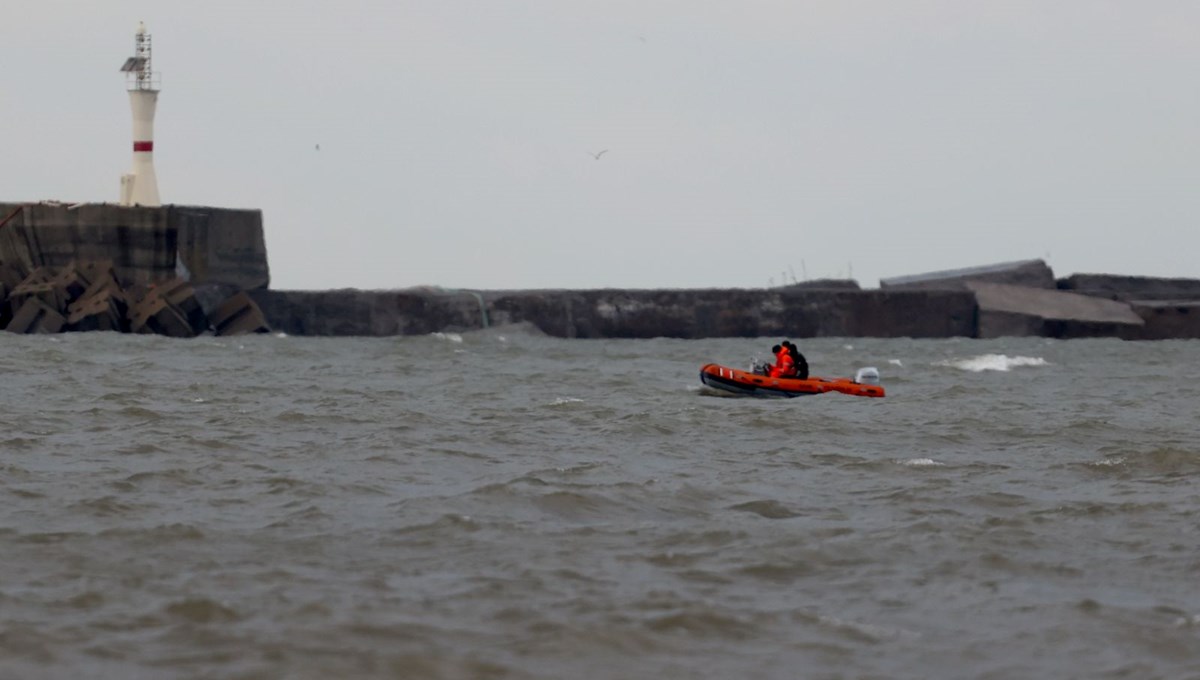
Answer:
[588, 149, 608, 160]
[315, 144, 320, 151]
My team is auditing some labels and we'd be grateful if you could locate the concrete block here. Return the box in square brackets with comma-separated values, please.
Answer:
[66, 273, 130, 332]
[968, 282, 1144, 338]
[1058, 274, 1200, 302]
[158, 278, 209, 333]
[9, 282, 66, 314]
[73, 272, 128, 308]
[977, 310, 1042, 339]
[5, 298, 65, 334]
[881, 259, 1055, 290]
[210, 291, 271, 336]
[65, 289, 127, 332]
[16, 267, 56, 287]
[129, 292, 193, 337]
[1127, 301, 1200, 340]
[781, 278, 861, 290]
[50, 267, 89, 306]
[7, 265, 96, 314]
[170, 207, 270, 290]
[192, 282, 240, 319]
[128, 279, 207, 337]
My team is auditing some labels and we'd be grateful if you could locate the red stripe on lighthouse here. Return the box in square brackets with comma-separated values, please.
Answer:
[133, 141, 154, 152]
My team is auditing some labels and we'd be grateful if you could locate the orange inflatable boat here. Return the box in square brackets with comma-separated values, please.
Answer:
[699, 363, 885, 399]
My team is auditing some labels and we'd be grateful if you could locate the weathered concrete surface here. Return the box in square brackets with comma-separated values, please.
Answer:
[250, 288, 978, 339]
[171, 206, 270, 290]
[780, 279, 861, 290]
[968, 282, 1144, 339]
[66, 289, 127, 332]
[1058, 274, 1200, 302]
[248, 289, 488, 336]
[881, 259, 1055, 290]
[1127, 301, 1200, 340]
[9, 280, 68, 315]
[160, 279, 209, 333]
[0, 202, 269, 290]
[1, 203, 174, 284]
[129, 279, 209, 337]
[6, 299, 65, 334]
[210, 291, 271, 336]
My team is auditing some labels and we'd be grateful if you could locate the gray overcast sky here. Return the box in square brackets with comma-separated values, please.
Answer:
[3, 1, 1197, 290]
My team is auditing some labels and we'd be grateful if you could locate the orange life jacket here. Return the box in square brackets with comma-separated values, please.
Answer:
[770, 349, 795, 378]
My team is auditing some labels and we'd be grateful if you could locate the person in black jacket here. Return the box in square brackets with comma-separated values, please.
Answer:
[782, 340, 809, 380]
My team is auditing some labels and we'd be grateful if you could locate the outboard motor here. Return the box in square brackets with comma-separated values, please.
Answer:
[854, 367, 880, 385]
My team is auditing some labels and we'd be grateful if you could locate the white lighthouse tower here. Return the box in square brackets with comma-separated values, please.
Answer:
[119, 22, 161, 207]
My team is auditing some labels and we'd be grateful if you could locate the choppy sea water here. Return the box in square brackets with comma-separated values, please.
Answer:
[2, 328, 1198, 680]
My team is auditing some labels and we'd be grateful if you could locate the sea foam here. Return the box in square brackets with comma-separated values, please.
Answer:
[936, 354, 1048, 372]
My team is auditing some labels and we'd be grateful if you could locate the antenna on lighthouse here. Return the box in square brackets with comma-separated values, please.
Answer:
[119, 21, 161, 206]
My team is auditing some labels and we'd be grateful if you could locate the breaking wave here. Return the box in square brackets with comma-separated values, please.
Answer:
[935, 354, 1048, 372]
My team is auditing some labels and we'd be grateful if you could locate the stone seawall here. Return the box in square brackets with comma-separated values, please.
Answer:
[248, 288, 979, 339]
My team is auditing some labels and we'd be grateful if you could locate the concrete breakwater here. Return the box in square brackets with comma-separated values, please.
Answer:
[247, 287, 979, 339]
[244, 279, 1200, 341]
[3, 202, 1200, 340]
[243, 258, 1200, 340]
[1, 203, 270, 336]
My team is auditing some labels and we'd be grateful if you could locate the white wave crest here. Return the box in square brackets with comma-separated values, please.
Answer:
[550, 397, 584, 406]
[1174, 614, 1200, 627]
[936, 354, 1048, 372]
[888, 359, 903, 367]
[431, 332, 464, 344]
[897, 458, 943, 467]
